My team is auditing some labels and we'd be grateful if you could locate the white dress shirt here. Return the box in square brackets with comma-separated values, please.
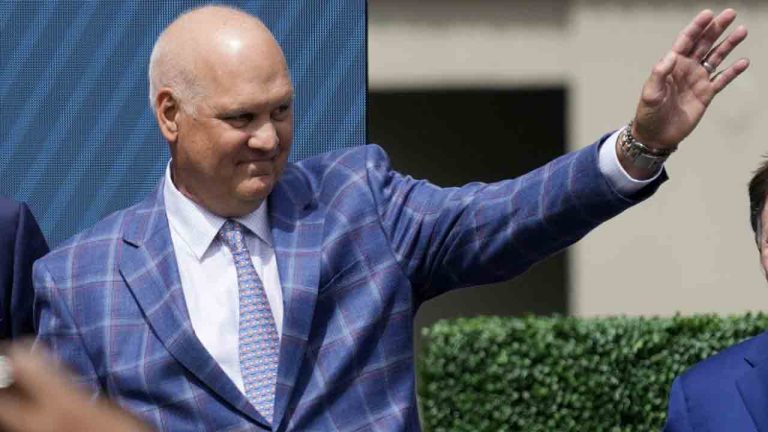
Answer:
[161, 131, 658, 393]
[163, 166, 284, 394]
[598, 128, 662, 195]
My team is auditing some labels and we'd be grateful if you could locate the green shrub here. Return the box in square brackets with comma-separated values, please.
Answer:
[418, 314, 768, 431]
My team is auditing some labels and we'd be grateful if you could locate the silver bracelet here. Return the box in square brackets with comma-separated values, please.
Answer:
[619, 121, 676, 170]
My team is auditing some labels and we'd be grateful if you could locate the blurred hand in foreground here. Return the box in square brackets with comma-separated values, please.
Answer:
[0, 342, 151, 432]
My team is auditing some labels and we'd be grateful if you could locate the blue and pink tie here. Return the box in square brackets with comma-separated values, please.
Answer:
[219, 220, 279, 423]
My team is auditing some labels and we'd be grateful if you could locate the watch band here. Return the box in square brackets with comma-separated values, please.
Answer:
[619, 121, 676, 170]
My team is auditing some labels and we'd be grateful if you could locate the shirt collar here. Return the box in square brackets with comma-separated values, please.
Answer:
[163, 162, 273, 260]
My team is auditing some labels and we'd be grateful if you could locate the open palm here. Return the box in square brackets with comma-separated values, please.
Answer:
[633, 9, 749, 151]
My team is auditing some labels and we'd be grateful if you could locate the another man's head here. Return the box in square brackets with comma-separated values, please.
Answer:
[149, 6, 293, 217]
[749, 159, 768, 274]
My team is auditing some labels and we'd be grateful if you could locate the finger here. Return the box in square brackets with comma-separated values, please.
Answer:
[642, 52, 677, 106]
[701, 25, 748, 69]
[671, 9, 715, 55]
[690, 9, 737, 60]
[6, 344, 69, 398]
[711, 58, 750, 95]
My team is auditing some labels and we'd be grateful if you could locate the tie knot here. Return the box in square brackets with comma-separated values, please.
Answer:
[219, 220, 247, 253]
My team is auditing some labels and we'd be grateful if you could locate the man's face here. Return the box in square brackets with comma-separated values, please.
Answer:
[170, 43, 294, 217]
[760, 204, 768, 280]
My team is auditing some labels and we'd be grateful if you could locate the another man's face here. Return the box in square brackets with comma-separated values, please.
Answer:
[760, 204, 768, 279]
[170, 40, 294, 217]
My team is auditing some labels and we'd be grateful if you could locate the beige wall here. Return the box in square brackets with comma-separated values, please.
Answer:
[369, 0, 768, 316]
[370, 0, 570, 89]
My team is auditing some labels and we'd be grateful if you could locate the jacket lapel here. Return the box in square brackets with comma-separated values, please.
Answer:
[737, 333, 768, 431]
[117, 181, 268, 427]
[268, 168, 323, 431]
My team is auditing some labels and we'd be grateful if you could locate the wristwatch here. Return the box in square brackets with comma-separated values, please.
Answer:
[619, 121, 676, 171]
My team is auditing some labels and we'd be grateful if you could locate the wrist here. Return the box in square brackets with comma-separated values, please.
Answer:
[616, 122, 673, 179]
[630, 121, 667, 152]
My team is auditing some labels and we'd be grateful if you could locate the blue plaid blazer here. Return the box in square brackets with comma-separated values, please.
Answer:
[35, 138, 663, 431]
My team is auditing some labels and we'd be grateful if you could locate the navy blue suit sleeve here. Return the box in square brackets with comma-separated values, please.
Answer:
[664, 377, 693, 432]
[0, 201, 48, 338]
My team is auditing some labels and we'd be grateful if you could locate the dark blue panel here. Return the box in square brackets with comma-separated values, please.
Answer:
[0, 0, 367, 246]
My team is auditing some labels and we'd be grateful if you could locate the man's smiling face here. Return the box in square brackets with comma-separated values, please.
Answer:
[154, 7, 294, 217]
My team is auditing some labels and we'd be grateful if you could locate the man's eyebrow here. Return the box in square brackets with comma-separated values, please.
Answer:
[214, 91, 294, 113]
[216, 108, 249, 117]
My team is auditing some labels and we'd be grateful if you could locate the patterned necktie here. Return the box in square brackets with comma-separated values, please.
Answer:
[218, 220, 279, 423]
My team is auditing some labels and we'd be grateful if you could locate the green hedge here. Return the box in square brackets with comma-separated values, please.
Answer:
[418, 314, 768, 431]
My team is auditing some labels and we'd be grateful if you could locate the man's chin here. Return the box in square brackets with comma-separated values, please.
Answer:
[223, 191, 269, 217]
[236, 182, 273, 203]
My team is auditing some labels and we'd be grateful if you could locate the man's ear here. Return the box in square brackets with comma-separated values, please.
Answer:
[155, 89, 181, 143]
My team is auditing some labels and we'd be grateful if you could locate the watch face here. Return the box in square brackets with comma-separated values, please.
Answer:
[621, 135, 668, 170]
[636, 151, 667, 170]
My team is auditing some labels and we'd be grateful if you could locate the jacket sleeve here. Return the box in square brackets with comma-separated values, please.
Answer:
[663, 376, 694, 432]
[33, 260, 102, 396]
[10, 203, 48, 338]
[365, 136, 666, 303]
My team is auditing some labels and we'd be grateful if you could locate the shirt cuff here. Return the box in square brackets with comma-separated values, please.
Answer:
[598, 128, 664, 196]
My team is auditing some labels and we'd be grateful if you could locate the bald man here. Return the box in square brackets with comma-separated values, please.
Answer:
[34, 6, 749, 431]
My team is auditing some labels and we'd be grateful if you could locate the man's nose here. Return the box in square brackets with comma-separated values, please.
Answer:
[247, 121, 279, 156]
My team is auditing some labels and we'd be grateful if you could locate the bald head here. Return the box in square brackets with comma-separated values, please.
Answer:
[150, 5, 294, 217]
[148, 5, 288, 114]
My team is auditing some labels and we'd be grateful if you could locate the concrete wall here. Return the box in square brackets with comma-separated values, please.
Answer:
[369, 0, 768, 316]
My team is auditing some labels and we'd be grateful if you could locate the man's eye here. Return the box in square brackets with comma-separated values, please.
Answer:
[224, 114, 253, 127]
[272, 104, 291, 119]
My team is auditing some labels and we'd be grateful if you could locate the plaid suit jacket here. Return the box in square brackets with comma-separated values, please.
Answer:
[34, 138, 663, 431]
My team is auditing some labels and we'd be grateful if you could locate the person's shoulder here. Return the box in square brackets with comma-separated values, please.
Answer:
[279, 144, 391, 195]
[0, 196, 20, 209]
[38, 200, 147, 268]
[0, 198, 24, 251]
[0, 198, 43, 240]
[678, 331, 768, 390]
[271, 145, 394, 212]
[0, 197, 22, 223]
[289, 144, 389, 174]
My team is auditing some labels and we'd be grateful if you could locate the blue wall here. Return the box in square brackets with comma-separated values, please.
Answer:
[0, 0, 367, 246]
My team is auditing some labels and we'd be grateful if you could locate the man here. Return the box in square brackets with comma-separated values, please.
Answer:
[664, 162, 768, 431]
[34, 6, 749, 431]
[0, 198, 47, 339]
